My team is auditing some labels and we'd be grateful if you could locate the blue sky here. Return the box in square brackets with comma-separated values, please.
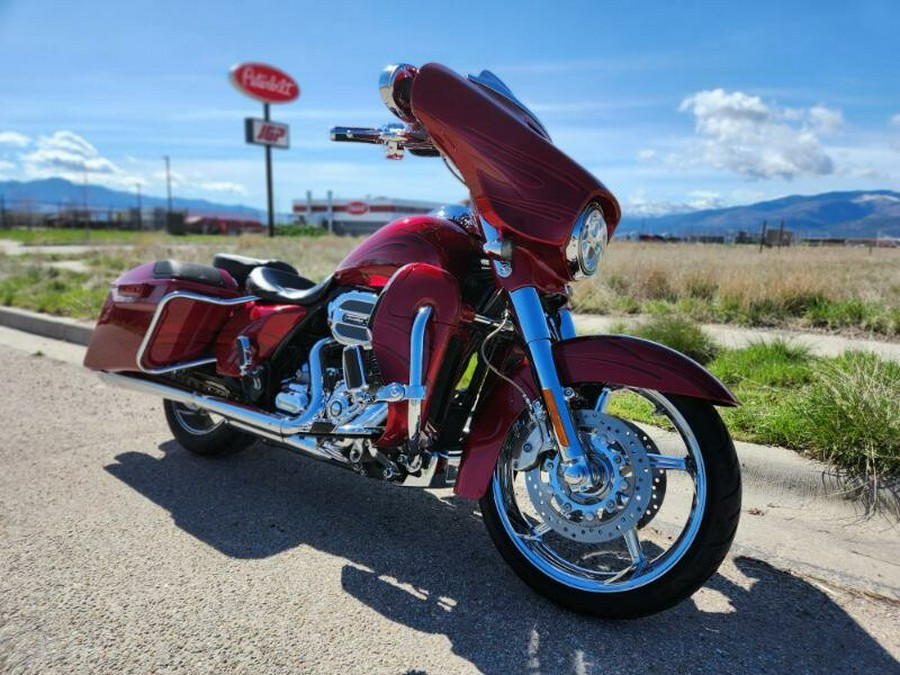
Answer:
[0, 0, 897, 215]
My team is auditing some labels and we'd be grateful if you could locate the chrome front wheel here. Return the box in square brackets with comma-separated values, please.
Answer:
[480, 390, 740, 618]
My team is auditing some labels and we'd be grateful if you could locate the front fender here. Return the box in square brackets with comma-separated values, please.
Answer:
[554, 335, 737, 407]
[453, 334, 737, 499]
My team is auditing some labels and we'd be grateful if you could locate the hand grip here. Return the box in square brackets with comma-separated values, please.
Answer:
[329, 127, 382, 144]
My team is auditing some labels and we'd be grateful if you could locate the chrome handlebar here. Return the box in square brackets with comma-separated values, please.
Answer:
[329, 126, 384, 144]
[329, 123, 439, 159]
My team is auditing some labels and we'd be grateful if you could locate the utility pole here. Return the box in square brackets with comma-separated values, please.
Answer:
[758, 220, 767, 253]
[136, 183, 143, 230]
[163, 155, 173, 214]
[83, 168, 90, 239]
[777, 219, 785, 249]
[326, 190, 334, 234]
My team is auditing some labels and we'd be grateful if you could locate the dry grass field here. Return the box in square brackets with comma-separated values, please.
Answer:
[1, 232, 899, 336]
[576, 241, 900, 336]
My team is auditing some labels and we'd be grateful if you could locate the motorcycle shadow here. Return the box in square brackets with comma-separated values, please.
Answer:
[106, 440, 897, 674]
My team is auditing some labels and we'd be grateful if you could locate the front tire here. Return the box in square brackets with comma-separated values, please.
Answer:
[480, 391, 740, 619]
[163, 400, 254, 456]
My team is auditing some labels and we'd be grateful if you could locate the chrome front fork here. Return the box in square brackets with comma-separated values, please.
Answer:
[509, 288, 593, 491]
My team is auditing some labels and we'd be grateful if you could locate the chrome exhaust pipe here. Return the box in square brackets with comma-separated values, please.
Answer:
[100, 339, 334, 437]
[99, 371, 348, 465]
[100, 371, 285, 433]
[227, 420, 348, 465]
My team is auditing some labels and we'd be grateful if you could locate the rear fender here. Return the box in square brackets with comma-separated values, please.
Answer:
[454, 334, 737, 499]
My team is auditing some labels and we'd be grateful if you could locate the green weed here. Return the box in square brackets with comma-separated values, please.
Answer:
[787, 352, 900, 477]
[0, 265, 108, 318]
[710, 339, 814, 388]
[624, 314, 719, 365]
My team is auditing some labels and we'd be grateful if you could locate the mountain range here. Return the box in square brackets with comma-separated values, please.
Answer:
[0, 177, 267, 220]
[616, 190, 900, 239]
[1, 178, 898, 238]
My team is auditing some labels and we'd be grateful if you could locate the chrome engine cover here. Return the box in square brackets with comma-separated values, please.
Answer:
[327, 291, 379, 347]
[275, 363, 311, 414]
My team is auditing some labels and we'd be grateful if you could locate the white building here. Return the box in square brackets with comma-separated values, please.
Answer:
[293, 193, 445, 235]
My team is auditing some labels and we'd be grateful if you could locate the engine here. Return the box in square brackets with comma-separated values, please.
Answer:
[269, 289, 442, 484]
[275, 290, 383, 431]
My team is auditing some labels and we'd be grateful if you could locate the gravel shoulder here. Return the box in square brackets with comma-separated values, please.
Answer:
[1, 333, 898, 673]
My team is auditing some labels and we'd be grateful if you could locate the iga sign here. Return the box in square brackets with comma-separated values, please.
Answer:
[230, 63, 300, 104]
[245, 118, 290, 149]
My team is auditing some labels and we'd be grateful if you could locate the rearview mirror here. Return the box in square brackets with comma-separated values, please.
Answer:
[379, 63, 418, 123]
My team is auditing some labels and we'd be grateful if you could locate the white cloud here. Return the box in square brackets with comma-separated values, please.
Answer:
[152, 169, 186, 186]
[0, 131, 30, 147]
[889, 115, 900, 154]
[21, 130, 122, 177]
[686, 190, 724, 210]
[623, 189, 728, 217]
[808, 106, 845, 134]
[198, 181, 248, 196]
[624, 191, 695, 217]
[675, 89, 842, 179]
[637, 149, 658, 162]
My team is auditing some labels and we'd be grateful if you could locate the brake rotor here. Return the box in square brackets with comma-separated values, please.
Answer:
[617, 418, 667, 529]
[524, 409, 657, 543]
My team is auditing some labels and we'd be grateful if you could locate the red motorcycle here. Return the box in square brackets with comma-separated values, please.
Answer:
[85, 63, 741, 618]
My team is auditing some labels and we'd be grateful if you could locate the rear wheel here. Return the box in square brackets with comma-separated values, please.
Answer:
[479, 389, 740, 619]
[163, 400, 254, 456]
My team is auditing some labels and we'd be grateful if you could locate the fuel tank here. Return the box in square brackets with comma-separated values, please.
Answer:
[333, 215, 484, 291]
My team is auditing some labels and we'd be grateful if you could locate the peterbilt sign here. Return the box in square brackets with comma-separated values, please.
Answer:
[229, 63, 300, 104]
[245, 118, 290, 149]
[346, 201, 369, 215]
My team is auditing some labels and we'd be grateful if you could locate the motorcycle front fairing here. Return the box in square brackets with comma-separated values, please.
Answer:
[411, 63, 620, 293]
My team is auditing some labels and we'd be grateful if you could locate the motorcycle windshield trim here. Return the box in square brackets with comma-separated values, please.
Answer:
[467, 70, 551, 141]
[411, 63, 620, 247]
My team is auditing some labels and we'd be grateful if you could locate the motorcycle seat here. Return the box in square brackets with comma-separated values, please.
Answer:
[246, 265, 334, 306]
[212, 253, 301, 289]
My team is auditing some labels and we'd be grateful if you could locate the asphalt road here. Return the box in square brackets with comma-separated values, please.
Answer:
[1, 339, 898, 674]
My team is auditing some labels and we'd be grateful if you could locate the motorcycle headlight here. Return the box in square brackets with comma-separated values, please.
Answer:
[566, 203, 608, 278]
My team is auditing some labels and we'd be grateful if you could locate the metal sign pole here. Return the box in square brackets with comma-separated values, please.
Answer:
[231, 63, 299, 237]
[263, 102, 275, 238]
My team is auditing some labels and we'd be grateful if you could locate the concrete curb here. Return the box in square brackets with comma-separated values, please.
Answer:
[0, 305, 896, 520]
[0, 306, 94, 346]
[736, 439, 899, 521]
